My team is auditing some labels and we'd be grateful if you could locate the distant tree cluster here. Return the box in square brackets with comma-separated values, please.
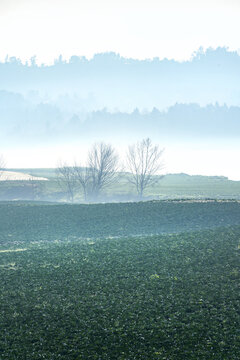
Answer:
[56, 138, 164, 202]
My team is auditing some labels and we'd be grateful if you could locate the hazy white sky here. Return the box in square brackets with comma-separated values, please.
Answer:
[0, 0, 239, 63]
[3, 138, 240, 181]
[1, 0, 239, 179]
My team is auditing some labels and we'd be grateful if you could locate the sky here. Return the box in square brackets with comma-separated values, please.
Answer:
[0, 0, 240, 63]
[3, 138, 240, 181]
[0, 0, 239, 180]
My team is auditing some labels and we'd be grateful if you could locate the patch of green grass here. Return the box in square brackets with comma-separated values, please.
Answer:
[1, 171, 240, 201]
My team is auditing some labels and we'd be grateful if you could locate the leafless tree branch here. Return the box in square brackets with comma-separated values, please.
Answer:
[73, 164, 92, 202]
[87, 142, 119, 199]
[56, 161, 77, 202]
[127, 138, 164, 198]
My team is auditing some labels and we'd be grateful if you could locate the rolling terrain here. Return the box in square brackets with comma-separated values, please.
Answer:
[0, 200, 240, 359]
[1, 170, 240, 201]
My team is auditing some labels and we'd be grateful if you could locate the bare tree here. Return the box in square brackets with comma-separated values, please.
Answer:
[126, 138, 164, 198]
[87, 142, 119, 200]
[73, 164, 92, 202]
[56, 162, 77, 202]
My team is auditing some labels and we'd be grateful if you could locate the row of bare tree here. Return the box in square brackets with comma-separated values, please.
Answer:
[56, 138, 164, 202]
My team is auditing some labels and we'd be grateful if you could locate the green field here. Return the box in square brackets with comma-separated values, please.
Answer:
[1, 170, 240, 201]
[0, 201, 240, 359]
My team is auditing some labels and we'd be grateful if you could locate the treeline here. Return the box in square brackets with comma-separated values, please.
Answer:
[0, 94, 239, 141]
[1, 47, 240, 110]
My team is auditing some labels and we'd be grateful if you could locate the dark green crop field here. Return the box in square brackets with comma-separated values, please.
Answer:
[0, 201, 240, 359]
[0, 200, 240, 247]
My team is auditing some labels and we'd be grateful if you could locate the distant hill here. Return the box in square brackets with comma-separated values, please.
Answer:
[6, 168, 56, 179]
[1, 47, 239, 147]
[0, 170, 48, 181]
[6, 169, 230, 183]
[0, 100, 239, 144]
[1, 47, 240, 112]
[1, 170, 239, 201]
[161, 173, 229, 183]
